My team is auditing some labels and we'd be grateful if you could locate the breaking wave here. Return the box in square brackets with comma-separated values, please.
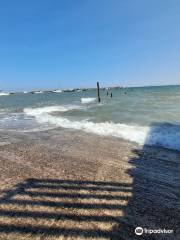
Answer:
[0, 92, 10, 96]
[24, 105, 83, 116]
[81, 98, 96, 104]
[23, 105, 180, 151]
[34, 91, 43, 94]
[52, 90, 62, 93]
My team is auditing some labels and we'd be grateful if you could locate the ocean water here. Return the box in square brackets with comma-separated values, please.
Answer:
[1, 85, 180, 150]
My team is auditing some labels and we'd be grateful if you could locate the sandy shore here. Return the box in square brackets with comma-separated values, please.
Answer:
[0, 128, 179, 240]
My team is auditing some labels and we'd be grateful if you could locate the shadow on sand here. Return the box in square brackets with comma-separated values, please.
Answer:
[0, 123, 179, 239]
[113, 123, 180, 239]
[0, 178, 132, 239]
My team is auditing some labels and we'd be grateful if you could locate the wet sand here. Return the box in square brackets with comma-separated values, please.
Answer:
[0, 128, 179, 240]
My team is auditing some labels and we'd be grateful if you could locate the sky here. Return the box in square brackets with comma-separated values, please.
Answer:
[0, 0, 180, 91]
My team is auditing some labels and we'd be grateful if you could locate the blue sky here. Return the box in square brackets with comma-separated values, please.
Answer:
[0, 0, 180, 91]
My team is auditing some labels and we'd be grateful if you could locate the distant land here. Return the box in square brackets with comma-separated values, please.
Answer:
[0, 84, 180, 95]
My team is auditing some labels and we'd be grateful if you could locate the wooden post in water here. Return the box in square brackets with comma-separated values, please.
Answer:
[97, 82, 101, 102]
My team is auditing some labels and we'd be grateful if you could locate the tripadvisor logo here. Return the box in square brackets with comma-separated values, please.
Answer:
[135, 227, 143, 235]
[135, 227, 174, 236]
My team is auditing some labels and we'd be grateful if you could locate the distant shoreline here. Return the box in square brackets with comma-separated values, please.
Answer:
[2, 84, 180, 94]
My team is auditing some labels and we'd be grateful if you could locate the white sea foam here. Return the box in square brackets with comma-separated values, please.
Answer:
[81, 98, 96, 104]
[24, 105, 83, 116]
[52, 89, 62, 93]
[36, 115, 149, 145]
[24, 105, 149, 145]
[34, 91, 43, 94]
[0, 92, 10, 96]
[23, 105, 180, 151]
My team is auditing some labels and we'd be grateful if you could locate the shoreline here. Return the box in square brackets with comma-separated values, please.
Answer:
[0, 128, 179, 239]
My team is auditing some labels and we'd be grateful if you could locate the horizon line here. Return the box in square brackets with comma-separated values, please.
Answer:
[1, 83, 180, 93]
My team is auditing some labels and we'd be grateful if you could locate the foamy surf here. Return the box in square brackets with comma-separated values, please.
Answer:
[0, 92, 10, 96]
[23, 106, 146, 145]
[34, 91, 43, 94]
[36, 115, 149, 145]
[81, 98, 96, 104]
[23, 105, 180, 151]
[52, 90, 62, 93]
[24, 105, 84, 116]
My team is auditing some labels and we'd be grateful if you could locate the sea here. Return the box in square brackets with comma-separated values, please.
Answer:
[1, 85, 180, 151]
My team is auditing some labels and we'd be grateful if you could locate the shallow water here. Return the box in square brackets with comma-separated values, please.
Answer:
[1, 85, 180, 150]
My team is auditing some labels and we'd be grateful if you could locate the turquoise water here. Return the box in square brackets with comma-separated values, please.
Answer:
[1, 85, 180, 150]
